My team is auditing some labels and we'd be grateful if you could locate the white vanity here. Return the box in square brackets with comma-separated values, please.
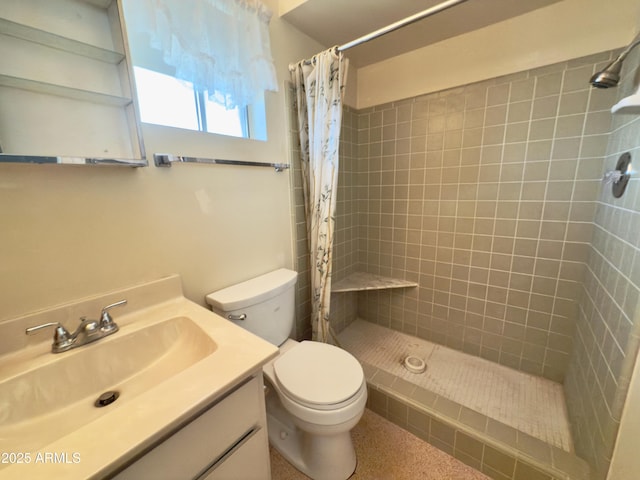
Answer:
[114, 374, 270, 480]
[0, 275, 278, 479]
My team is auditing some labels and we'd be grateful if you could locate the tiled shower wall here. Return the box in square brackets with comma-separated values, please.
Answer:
[290, 48, 640, 479]
[329, 106, 360, 334]
[564, 45, 640, 479]
[352, 52, 616, 382]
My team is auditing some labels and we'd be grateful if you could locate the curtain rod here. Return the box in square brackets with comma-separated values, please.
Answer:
[337, 0, 469, 52]
[288, 0, 469, 71]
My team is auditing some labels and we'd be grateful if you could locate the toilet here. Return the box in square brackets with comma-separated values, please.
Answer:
[206, 268, 367, 480]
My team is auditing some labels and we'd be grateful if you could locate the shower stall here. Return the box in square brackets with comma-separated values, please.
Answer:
[289, 39, 640, 480]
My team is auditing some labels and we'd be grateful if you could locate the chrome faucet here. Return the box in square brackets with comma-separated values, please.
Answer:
[26, 300, 127, 353]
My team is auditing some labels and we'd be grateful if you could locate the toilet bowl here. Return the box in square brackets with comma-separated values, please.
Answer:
[206, 269, 367, 480]
[264, 339, 367, 480]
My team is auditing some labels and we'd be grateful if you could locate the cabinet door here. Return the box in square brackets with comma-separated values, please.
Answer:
[199, 427, 270, 480]
[114, 375, 268, 480]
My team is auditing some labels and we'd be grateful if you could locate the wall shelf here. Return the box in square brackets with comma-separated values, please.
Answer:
[0, 74, 132, 106]
[332, 272, 418, 293]
[0, 17, 125, 64]
[0, 0, 146, 165]
[0, 154, 146, 167]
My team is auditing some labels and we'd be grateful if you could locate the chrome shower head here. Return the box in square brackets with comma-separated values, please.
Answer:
[590, 32, 640, 88]
[590, 58, 624, 88]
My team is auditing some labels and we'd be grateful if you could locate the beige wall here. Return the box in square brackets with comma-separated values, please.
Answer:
[356, 0, 640, 109]
[0, 1, 327, 322]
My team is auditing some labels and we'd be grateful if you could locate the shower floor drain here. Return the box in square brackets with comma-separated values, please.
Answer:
[403, 355, 426, 374]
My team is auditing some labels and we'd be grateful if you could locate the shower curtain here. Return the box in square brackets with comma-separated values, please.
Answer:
[290, 47, 348, 343]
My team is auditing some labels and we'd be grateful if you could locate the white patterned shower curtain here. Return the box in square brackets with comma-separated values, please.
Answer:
[290, 47, 348, 343]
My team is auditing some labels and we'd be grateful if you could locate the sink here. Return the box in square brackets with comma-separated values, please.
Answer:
[0, 316, 216, 454]
[0, 275, 278, 479]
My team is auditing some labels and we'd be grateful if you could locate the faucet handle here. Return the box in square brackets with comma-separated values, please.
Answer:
[99, 299, 127, 333]
[25, 322, 73, 352]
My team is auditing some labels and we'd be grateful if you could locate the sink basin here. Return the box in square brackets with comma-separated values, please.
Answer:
[0, 316, 216, 454]
[0, 275, 278, 480]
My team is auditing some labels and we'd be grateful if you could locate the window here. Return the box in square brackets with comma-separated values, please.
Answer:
[123, 0, 275, 142]
[133, 66, 253, 138]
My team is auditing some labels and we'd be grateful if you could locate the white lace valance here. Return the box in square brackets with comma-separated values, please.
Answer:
[128, 0, 278, 108]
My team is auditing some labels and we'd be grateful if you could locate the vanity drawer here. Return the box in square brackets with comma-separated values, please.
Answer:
[198, 426, 269, 480]
[114, 374, 267, 480]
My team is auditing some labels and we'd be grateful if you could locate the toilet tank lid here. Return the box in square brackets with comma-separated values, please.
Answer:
[206, 268, 298, 311]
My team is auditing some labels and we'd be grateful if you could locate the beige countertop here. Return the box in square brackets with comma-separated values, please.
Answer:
[0, 275, 278, 479]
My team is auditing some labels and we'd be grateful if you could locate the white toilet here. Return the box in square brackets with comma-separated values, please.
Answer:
[206, 268, 367, 480]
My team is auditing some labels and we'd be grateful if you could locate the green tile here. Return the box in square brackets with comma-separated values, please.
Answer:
[487, 418, 518, 445]
[454, 449, 483, 472]
[406, 423, 430, 442]
[482, 463, 512, 480]
[516, 432, 552, 463]
[459, 407, 488, 432]
[367, 387, 388, 415]
[514, 461, 552, 480]
[407, 406, 430, 435]
[434, 395, 462, 419]
[388, 396, 408, 426]
[430, 436, 454, 456]
[552, 448, 591, 480]
[455, 431, 484, 461]
[371, 368, 395, 388]
[430, 418, 456, 446]
[391, 376, 417, 397]
[483, 445, 516, 478]
[412, 386, 438, 408]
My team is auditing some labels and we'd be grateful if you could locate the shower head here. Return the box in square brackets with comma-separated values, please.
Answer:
[590, 32, 640, 88]
[590, 58, 624, 88]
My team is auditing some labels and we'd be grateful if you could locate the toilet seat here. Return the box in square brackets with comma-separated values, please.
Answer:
[274, 341, 364, 411]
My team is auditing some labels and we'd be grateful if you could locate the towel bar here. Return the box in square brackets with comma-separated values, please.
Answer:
[154, 153, 289, 172]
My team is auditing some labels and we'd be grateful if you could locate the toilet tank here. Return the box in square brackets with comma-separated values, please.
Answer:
[205, 269, 298, 346]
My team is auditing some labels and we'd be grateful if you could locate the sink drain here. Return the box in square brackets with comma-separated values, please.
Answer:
[95, 391, 120, 407]
[403, 355, 426, 374]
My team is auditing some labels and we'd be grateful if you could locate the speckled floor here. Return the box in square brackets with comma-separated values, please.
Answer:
[270, 409, 489, 480]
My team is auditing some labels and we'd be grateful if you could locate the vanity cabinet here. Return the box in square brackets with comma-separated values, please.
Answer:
[0, 0, 145, 165]
[113, 374, 271, 480]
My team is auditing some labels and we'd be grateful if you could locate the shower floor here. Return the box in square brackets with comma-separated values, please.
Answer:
[339, 319, 573, 452]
